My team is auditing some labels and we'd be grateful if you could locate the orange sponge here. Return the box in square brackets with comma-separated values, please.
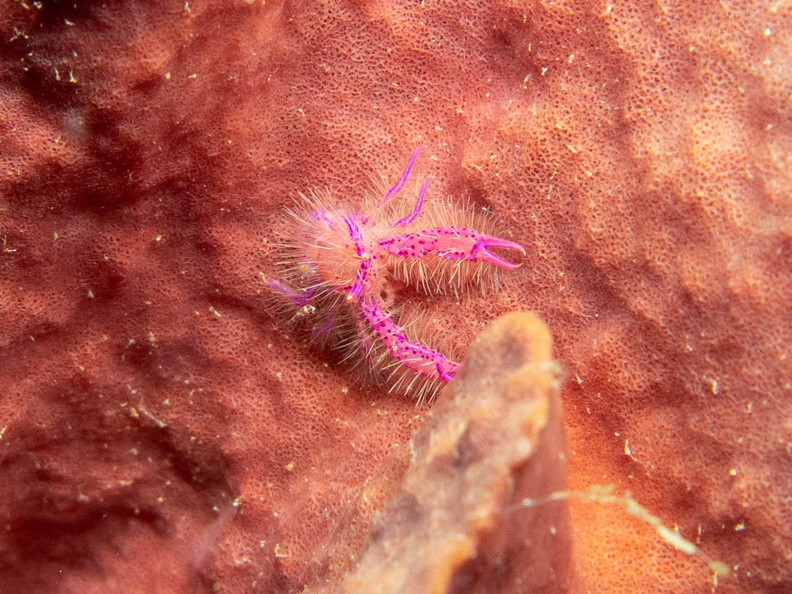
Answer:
[0, 0, 789, 592]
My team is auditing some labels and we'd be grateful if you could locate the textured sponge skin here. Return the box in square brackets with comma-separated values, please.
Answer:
[1, 1, 790, 592]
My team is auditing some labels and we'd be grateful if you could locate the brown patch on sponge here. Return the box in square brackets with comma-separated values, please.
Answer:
[340, 313, 573, 593]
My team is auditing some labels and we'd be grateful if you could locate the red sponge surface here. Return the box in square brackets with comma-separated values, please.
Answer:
[1, 1, 789, 592]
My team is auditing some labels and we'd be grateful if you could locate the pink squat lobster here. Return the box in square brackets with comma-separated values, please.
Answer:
[267, 147, 525, 402]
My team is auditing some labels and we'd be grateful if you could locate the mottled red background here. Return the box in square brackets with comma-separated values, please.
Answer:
[0, 1, 789, 592]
